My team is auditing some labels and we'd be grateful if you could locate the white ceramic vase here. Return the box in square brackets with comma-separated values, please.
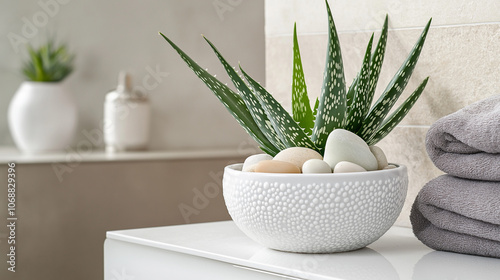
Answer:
[223, 163, 408, 253]
[8, 81, 78, 153]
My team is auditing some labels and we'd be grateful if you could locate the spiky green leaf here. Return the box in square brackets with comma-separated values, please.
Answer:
[367, 15, 388, 102]
[367, 77, 429, 145]
[27, 45, 44, 81]
[357, 18, 432, 141]
[159, 33, 280, 155]
[203, 36, 287, 151]
[344, 34, 373, 133]
[346, 16, 387, 113]
[311, 0, 347, 153]
[313, 97, 319, 119]
[292, 23, 315, 135]
[240, 66, 318, 151]
[346, 77, 359, 109]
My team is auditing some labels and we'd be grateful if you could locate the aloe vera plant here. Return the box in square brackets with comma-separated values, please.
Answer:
[160, 1, 431, 156]
[22, 40, 74, 82]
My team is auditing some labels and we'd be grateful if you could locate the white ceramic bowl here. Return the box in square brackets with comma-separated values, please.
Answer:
[223, 163, 408, 253]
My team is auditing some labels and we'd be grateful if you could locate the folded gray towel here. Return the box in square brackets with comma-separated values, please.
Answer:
[410, 175, 500, 258]
[426, 94, 500, 181]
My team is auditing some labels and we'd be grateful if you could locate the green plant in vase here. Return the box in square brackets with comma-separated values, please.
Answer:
[22, 40, 74, 82]
[160, 0, 431, 173]
[9, 39, 77, 153]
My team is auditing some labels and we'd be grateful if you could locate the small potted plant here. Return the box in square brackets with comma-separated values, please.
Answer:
[160, 1, 431, 252]
[8, 39, 77, 153]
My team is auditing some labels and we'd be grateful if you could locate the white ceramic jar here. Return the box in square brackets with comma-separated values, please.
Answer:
[104, 72, 151, 152]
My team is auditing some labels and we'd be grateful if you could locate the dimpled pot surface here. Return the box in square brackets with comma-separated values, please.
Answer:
[223, 163, 408, 253]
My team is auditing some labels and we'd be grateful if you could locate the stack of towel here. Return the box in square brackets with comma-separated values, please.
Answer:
[410, 95, 500, 258]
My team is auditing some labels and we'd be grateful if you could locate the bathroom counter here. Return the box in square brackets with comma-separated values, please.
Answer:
[104, 221, 500, 280]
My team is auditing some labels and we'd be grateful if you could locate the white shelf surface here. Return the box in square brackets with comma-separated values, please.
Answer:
[105, 221, 500, 280]
[0, 146, 248, 164]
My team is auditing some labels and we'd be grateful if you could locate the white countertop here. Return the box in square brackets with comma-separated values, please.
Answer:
[0, 146, 248, 164]
[106, 221, 500, 280]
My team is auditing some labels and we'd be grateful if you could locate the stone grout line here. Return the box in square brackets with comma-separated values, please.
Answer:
[396, 125, 431, 128]
[266, 21, 500, 38]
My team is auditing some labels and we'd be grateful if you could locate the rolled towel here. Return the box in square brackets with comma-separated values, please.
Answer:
[426, 94, 500, 181]
[410, 175, 500, 258]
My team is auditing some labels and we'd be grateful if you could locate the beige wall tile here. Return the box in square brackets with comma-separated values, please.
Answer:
[266, 0, 500, 36]
[376, 126, 444, 227]
[265, 36, 293, 109]
[265, 0, 327, 36]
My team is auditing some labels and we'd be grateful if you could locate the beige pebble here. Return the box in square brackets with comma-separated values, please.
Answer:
[369, 146, 388, 170]
[334, 161, 367, 173]
[383, 164, 397, 170]
[254, 160, 301, 174]
[242, 154, 273, 172]
[273, 147, 322, 171]
[302, 159, 332, 173]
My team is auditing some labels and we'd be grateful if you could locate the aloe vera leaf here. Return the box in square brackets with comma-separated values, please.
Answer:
[240, 65, 318, 151]
[366, 15, 389, 105]
[203, 36, 287, 151]
[259, 145, 277, 156]
[28, 45, 44, 81]
[367, 77, 429, 145]
[311, 0, 347, 152]
[344, 34, 373, 133]
[159, 33, 280, 155]
[292, 23, 315, 135]
[345, 14, 385, 112]
[357, 18, 432, 141]
[346, 77, 359, 109]
[313, 97, 319, 119]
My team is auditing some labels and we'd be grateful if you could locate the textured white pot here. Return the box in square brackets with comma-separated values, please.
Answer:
[8, 81, 77, 153]
[223, 163, 408, 253]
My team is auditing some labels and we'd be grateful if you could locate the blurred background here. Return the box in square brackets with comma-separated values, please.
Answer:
[0, 0, 264, 150]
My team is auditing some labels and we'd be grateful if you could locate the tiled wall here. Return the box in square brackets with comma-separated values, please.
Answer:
[265, 0, 500, 226]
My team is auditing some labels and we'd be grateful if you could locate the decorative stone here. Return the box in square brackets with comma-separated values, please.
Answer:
[254, 160, 301, 173]
[323, 129, 378, 171]
[369, 146, 388, 170]
[273, 147, 323, 171]
[302, 159, 332, 173]
[242, 154, 273, 172]
[334, 161, 367, 173]
[384, 164, 397, 170]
